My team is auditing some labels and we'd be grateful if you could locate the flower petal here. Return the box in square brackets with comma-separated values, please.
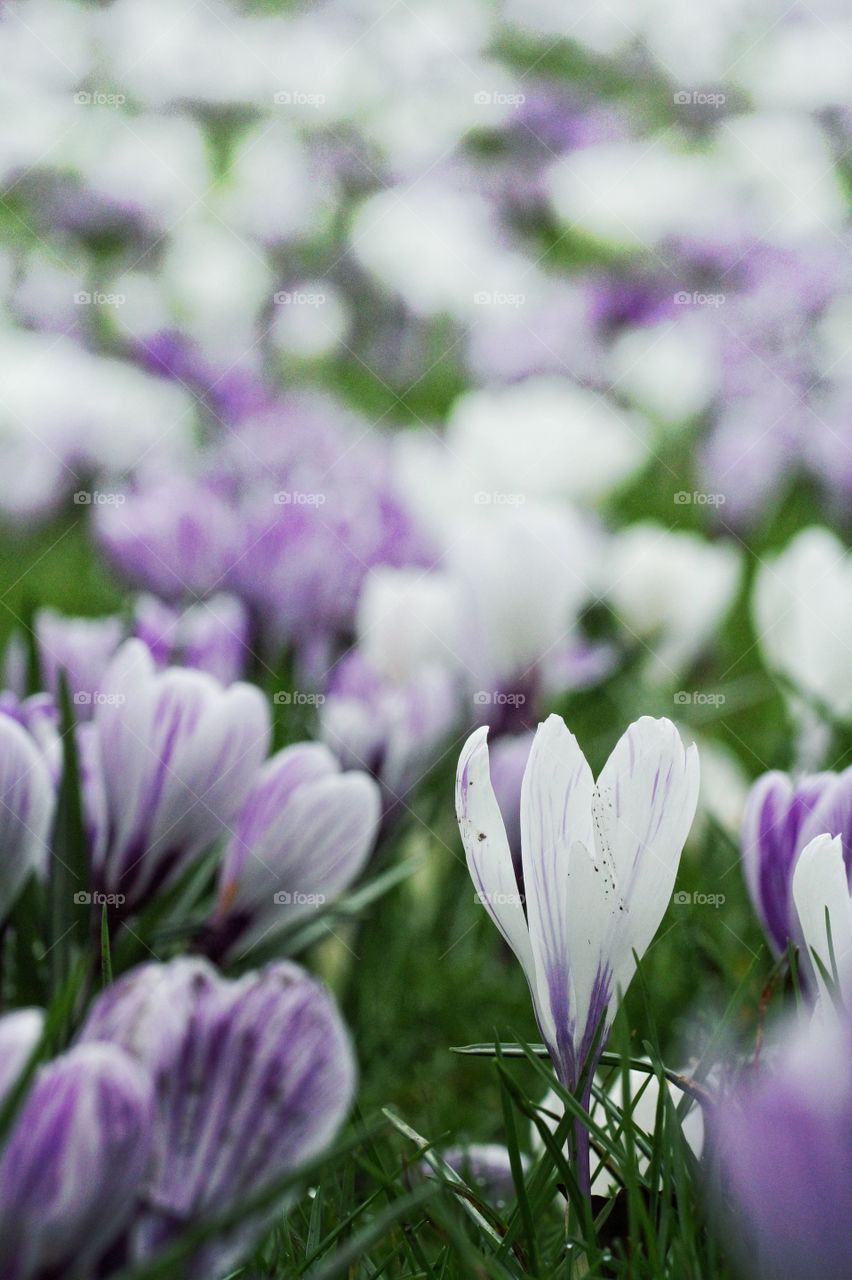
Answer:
[792, 832, 852, 1004]
[456, 726, 535, 988]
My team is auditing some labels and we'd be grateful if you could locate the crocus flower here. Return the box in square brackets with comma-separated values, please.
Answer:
[80, 956, 355, 1278]
[208, 742, 381, 958]
[0, 1041, 154, 1280]
[84, 640, 269, 910]
[741, 766, 852, 958]
[456, 713, 699, 1192]
[4, 609, 125, 716]
[712, 1008, 852, 1280]
[133, 591, 252, 685]
[0, 1008, 43, 1103]
[753, 526, 852, 723]
[0, 711, 55, 921]
[792, 833, 852, 1006]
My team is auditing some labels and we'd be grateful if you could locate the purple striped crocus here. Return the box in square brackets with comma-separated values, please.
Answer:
[208, 742, 381, 958]
[0, 711, 55, 921]
[0, 1041, 154, 1280]
[456, 713, 699, 1193]
[79, 956, 355, 1278]
[741, 767, 852, 958]
[84, 640, 269, 910]
[712, 1008, 852, 1280]
[792, 833, 852, 1006]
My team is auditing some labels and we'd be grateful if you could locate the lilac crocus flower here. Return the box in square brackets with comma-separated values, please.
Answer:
[84, 640, 269, 910]
[80, 956, 355, 1278]
[0, 711, 55, 920]
[0, 1041, 154, 1280]
[133, 591, 252, 684]
[792, 833, 852, 1006]
[741, 767, 852, 957]
[712, 1008, 852, 1280]
[456, 714, 699, 1193]
[207, 742, 381, 958]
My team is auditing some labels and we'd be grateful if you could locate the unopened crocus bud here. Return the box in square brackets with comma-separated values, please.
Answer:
[741, 767, 850, 957]
[84, 640, 269, 910]
[0, 712, 54, 920]
[209, 742, 381, 958]
[80, 957, 355, 1279]
[34, 608, 125, 715]
[713, 1010, 852, 1280]
[0, 1042, 154, 1280]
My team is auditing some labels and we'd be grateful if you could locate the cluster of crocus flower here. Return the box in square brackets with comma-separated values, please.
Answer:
[0, 958, 354, 1280]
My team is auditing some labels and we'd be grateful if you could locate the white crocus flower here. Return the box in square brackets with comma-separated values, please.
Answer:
[754, 527, 852, 724]
[456, 713, 699, 1192]
[792, 833, 852, 1009]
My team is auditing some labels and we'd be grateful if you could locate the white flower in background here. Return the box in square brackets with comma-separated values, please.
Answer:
[217, 123, 338, 246]
[607, 320, 717, 425]
[456, 714, 699, 1191]
[741, 18, 852, 111]
[792, 833, 852, 1008]
[445, 377, 650, 505]
[270, 281, 350, 361]
[685, 733, 750, 843]
[753, 527, 852, 722]
[357, 567, 466, 686]
[604, 524, 740, 681]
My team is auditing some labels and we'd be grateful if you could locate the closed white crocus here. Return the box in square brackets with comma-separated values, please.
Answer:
[604, 523, 740, 682]
[792, 833, 852, 1009]
[754, 527, 852, 723]
[456, 713, 699, 1193]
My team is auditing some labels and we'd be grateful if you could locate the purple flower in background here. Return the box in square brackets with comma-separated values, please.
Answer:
[0, 1041, 154, 1280]
[134, 591, 252, 684]
[486, 731, 534, 877]
[456, 714, 698, 1193]
[84, 640, 269, 910]
[741, 767, 852, 957]
[0, 711, 55, 921]
[95, 472, 242, 603]
[319, 652, 459, 816]
[80, 957, 355, 1278]
[207, 742, 381, 958]
[712, 1009, 852, 1280]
